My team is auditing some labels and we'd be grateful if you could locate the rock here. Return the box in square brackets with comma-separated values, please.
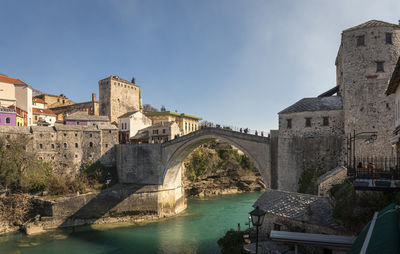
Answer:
[23, 222, 45, 235]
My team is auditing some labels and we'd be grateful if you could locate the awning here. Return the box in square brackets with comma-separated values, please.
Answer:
[347, 203, 400, 254]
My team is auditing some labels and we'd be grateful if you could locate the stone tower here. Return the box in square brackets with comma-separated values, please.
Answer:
[336, 20, 400, 158]
[99, 75, 142, 124]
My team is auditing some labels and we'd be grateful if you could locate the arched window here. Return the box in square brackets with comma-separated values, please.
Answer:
[90, 142, 93, 147]
[6, 118, 10, 124]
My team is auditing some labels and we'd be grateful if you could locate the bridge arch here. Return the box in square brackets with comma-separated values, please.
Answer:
[161, 128, 271, 189]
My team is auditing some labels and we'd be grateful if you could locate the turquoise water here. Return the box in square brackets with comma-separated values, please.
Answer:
[0, 192, 261, 254]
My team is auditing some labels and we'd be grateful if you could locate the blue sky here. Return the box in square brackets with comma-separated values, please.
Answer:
[1, 0, 400, 131]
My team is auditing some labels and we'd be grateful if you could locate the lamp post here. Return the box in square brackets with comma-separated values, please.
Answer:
[347, 130, 377, 171]
[249, 206, 266, 254]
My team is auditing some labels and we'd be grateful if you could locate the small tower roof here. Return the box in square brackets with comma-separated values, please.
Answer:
[343, 20, 400, 33]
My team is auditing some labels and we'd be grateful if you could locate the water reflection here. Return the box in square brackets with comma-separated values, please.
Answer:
[0, 192, 261, 254]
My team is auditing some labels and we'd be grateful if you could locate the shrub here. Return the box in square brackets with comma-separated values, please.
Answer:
[217, 229, 248, 254]
[298, 167, 324, 194]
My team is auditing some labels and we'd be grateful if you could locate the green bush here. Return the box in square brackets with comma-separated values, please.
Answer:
[298, 167, 324, 194]
[330, 181, 400, 233]
[217, 229, 248, 254]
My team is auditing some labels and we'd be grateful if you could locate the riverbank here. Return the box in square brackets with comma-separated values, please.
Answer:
[0, 192, 262, 254]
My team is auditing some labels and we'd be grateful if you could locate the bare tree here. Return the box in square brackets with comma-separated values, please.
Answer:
[142, 104, 158, 113]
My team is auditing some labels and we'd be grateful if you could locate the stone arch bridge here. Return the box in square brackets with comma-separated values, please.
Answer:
[116, 127, 271, 189]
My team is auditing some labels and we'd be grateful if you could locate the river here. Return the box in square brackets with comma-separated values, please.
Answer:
[0, 192, 261, 254]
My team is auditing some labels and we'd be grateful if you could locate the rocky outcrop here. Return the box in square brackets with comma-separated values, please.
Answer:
[184, 168, 265, 197]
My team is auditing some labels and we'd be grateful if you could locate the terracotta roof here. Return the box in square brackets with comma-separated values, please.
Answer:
[0, 75, 27, 86]
[386, 56, 400, 95]
[33, 98, 47, 104]
[279, 96, 343, 114]
[32, 108, 56, 116]
[343, 20, 400, 33]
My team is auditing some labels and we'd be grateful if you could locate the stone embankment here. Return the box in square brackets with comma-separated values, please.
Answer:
[1, 183, 185, 235]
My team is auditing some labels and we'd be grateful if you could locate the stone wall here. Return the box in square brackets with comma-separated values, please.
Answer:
[337, 23, 400, 158]
[99, 76, 141, 124]
[277, 109, 344, 191]
[277, 135, 343, 192]
[317, 166, 347, 197]
[0, 125, 118, 175]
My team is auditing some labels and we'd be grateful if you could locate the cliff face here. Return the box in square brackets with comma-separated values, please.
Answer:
[183, 141, 265, 197]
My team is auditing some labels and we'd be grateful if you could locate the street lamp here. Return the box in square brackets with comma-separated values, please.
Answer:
[347, 130, 378, 172]
[249, 206, 266, 254]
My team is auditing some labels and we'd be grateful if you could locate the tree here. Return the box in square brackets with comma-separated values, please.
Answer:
[160, 105, 166, 112]
[142, 104, 158, 113]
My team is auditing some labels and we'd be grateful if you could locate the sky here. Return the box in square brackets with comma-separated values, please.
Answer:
[1, 0, 400, 132]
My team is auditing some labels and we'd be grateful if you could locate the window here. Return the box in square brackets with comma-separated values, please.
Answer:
[153, 129, 158, 135]
[90, 133, 92, 137]
[305, 118, 312, 127]
[77, 121, 80, 125]
[376, 61, 384, 72]
[40, 134, 43, 138]
[323, 117, 329, 126]
[64, 143, 67, 148]
[6, 118, 10, 124]
[35, 116, 37, 120]
[75, 133, 78, 137]
[286, 119, 292, 129]
[75, 143, 78, 148]
[163, 129, 166, 134]
[386, 33, 393, 44]
[105, 144, 108, 148]
[39, 144, 43, 149]
[75, 154, 78, 158]
[51, 144, 55, 149]
[64, 133, 67, 137]
[89, 142, 93, 147]
[356, 35, 365, 47]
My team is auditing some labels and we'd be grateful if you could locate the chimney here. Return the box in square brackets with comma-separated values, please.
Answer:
[92, 93, 97, 102]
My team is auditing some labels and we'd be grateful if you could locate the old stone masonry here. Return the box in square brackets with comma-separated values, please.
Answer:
[274, 20, 400, 191]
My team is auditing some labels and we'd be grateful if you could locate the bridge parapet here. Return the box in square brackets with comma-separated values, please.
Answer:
[162, 127, 269, 147]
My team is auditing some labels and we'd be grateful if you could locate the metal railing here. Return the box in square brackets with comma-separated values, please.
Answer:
[199, 123, 269, 137]
[350, 156, 400, 180]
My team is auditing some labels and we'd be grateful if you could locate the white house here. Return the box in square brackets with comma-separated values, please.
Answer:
[118, 111, 152, 143]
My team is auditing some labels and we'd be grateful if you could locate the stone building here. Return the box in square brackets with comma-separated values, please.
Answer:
[34, 93, 74, 108]
[0, 124, 118, 175]
[277, 97, 344, 190]
[49, 93, 99, 122]
[253, 189, 344, 236]
[275, 20, 400, 192]
[99, 75, 142, 124]
[386, 56, 400, 159]
[336, 20, 400, 158]
[144, 111, 201, 135]
[64, 111, 109, 126]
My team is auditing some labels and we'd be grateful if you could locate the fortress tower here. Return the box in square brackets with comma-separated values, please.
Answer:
[99, 75, 142, 124]
[336, 20, 400, 157]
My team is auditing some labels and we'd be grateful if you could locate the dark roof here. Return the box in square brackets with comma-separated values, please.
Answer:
[318, 86, 339, 97]
[343, 20, 400, 33]
[64, 112, 109, 122]
[254, 189, 342, 230]
[118, 111, 140, 118]
[130, 130, 149, 140]
[279, 96, 343, 114]
[386, 57, 400, 95]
